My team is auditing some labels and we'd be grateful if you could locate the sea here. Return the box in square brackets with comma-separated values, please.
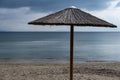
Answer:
[0, 32, 120, 62]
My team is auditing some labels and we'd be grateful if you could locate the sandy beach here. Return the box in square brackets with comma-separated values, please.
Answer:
[0, 62, 120, 80]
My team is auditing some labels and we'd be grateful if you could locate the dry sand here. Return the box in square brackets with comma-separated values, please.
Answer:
[0, 62, 120, 80]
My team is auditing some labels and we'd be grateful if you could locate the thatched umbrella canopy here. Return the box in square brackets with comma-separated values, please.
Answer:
[29, 8, 116, 27]
[28, 8, 117, 80]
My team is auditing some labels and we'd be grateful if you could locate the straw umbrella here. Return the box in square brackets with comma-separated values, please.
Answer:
[28, 7, 117, 80]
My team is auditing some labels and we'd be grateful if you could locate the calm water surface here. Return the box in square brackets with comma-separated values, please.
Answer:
[0, 32, 120, 62]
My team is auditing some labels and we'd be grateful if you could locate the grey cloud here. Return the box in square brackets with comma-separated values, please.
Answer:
[116, 2, 120, 7]
[0, 0, 113, 12]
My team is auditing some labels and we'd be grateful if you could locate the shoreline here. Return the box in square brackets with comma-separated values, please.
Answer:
[0, 58, 119, 63]
[0, 61, 120, 80]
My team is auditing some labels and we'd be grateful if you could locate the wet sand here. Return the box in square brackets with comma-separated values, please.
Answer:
[0, 62, 120, 80]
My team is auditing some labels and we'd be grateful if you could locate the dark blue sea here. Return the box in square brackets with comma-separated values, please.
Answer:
[0, 32, 120, 62]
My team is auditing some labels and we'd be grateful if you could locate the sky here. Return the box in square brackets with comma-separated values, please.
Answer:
[0, 0, 120, 32]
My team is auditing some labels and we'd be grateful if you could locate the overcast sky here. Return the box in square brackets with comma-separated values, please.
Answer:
[0, 0, 120, 32]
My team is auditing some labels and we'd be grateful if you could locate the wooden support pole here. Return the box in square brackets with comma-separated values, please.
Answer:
[70, 25, 74, 80]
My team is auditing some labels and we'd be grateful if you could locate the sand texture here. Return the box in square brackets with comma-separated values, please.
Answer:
[0, 62, 120, 80]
